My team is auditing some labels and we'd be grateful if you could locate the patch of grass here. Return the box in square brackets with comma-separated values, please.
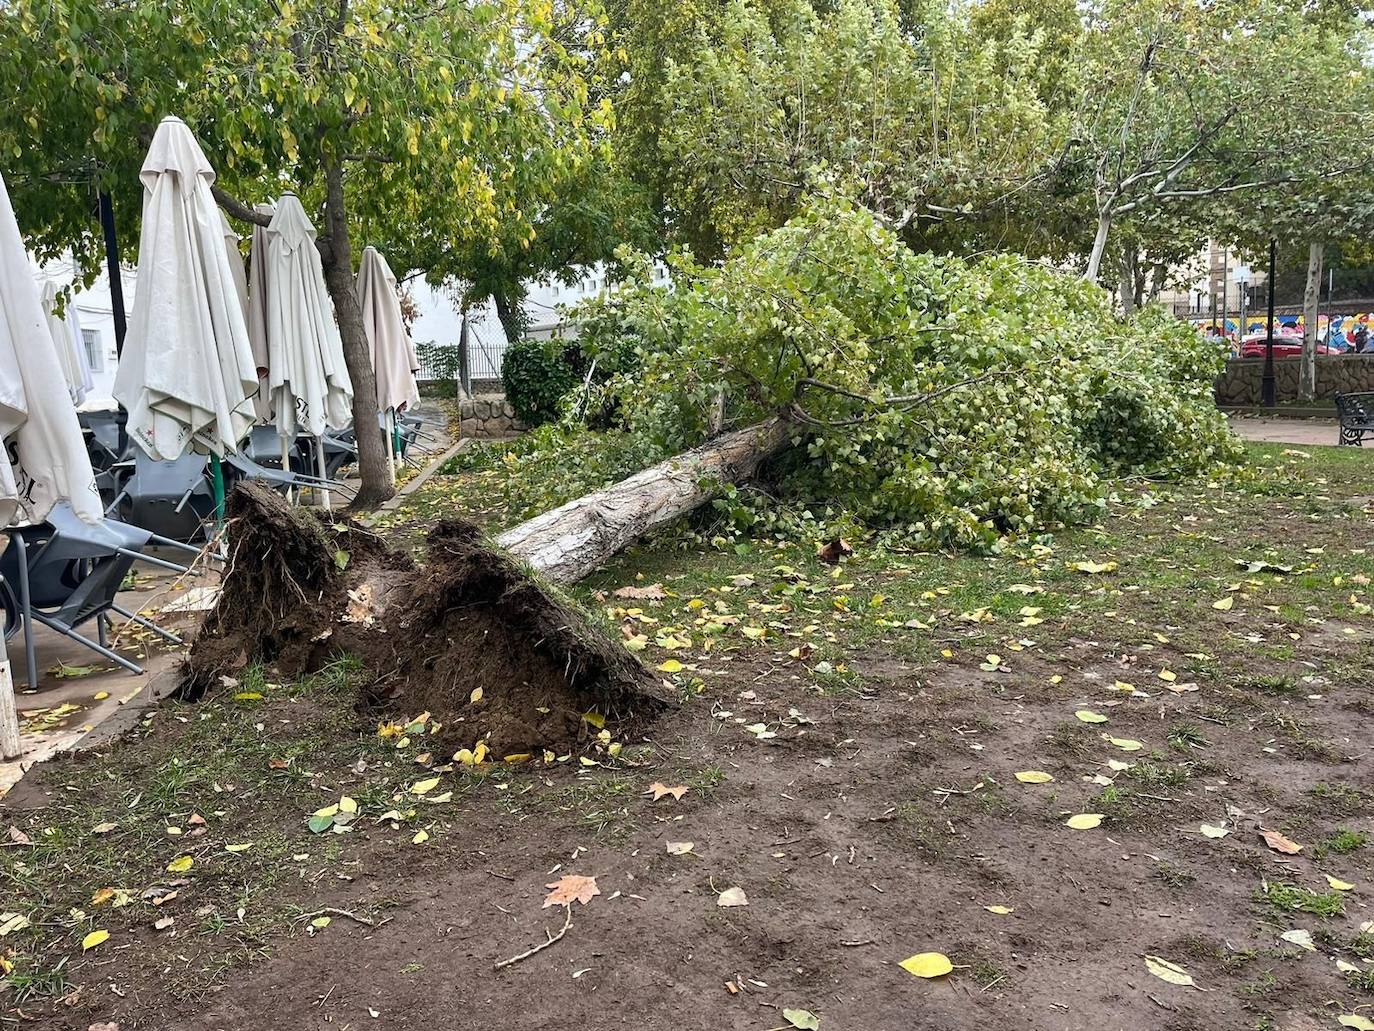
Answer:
[1151, 860, 1196, 890]
[1264, 713, 1344, 763]
[1240, 970, 1279, 997]
[1126, 761, 1193, 787]
[1308, 782, 1373, 814]
[1345, 966, 1374, 993]
[1237, 673, 1299, 696]
[2, 955, 70, 1004]
[970, 960, 1008, 989]
[680, 763, 726, 798]
[1314, 828, 1368, 858]
[1255, 880, 1345, 918]
[1352, 930, 1374, 962]
[1167, 723, 1207, 751]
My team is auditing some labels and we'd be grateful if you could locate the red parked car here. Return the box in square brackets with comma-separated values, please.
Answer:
[1237, 332, 1331, 359]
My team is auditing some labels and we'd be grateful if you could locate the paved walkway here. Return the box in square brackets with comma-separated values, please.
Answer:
[1228, 415, 1343, 447]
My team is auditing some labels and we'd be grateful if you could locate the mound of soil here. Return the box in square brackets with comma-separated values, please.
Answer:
[182, 483, 670, 754]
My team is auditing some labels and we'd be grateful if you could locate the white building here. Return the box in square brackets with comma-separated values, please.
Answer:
[34, 255, 133, 409]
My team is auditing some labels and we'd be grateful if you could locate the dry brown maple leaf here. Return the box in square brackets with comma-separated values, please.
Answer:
[612, 583, 667, 601]
[543, 874, 600, 908]
[1260, 828, 1303, 854]
[646, 782, 689, 802]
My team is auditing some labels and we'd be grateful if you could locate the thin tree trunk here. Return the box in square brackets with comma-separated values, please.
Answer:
[492, 289, 524, 345]
[1084, 212, 1112, 283]
[320, 159, 394, 509]
[1300, 240, 1324, 403]
[1118, 247, 1136, 316]
[497, 417, 793, 583]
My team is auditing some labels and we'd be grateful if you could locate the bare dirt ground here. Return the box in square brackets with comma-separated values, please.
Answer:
[3, 440, 1373, 1031]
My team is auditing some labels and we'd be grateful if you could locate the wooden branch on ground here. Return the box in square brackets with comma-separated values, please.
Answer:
[494, 904, 573, 969]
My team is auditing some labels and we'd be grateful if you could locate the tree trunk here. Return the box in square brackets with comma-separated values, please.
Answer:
[496, 416, 794, 583]
[1084, 212, 1112, 283]
[320, 159, 395, 509]
[492, 288, 524, 346]
[1299, 240, 1324, 403]
[1118, 246, 1136, 316]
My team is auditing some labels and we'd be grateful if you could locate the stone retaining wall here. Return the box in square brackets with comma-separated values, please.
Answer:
[459, 395, 527, 439]
[1215, 355, 1374, 405]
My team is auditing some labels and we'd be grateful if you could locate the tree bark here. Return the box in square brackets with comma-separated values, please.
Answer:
[492, 288, 525, 346]
[1118, 246, 1136, 316]
[497, 416, 794, 583]
[320, 158, 395, 509]
[1300, 240, 1324, 403]
[1084, 212, 1112, 283]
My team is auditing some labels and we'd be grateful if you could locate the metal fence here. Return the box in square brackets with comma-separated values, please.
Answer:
[414, 338, 507, 383]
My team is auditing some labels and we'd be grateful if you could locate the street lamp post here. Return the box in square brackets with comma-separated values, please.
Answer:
[1235, 264, 1252, 342]
[1261, 239, 1278, 407]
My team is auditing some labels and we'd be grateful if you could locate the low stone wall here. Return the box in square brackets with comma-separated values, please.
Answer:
[1215, 355, 1374, 405]
[459, 395, 527, 439]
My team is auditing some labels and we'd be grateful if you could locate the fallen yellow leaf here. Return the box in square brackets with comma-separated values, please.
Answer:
[1014, 771, 1054, 784]
[1066, 813, 1103, 830]
[81, 929, 109, 951]
[899, 952, 953, 978]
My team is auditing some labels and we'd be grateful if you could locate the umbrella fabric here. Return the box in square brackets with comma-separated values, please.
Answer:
[113, 116, 258, 460]
[263, 193, 353, 439]
[356, 246, 419, 414]
[39, 279, 94, 407]
[221, 210, 250, 319]
[0, 171, 101, 528]
[245, 200, 275, 422]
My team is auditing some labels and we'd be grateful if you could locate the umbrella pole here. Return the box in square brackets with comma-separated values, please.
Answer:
[316, 435, 331, 511]
[210, 452, 226, 526]
[281, 438, 294, 504]
[0, 634, 19, 760]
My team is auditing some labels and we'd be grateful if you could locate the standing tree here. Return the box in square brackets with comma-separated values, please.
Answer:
[1072, 0, 1368, 285]
[606, 0, 1074, 261]
[0, 0, 606, 507]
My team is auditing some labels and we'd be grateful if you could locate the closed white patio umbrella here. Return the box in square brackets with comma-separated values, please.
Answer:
[245, 201, 275, 426]
[0, 170, 102, 756]
[0, 173, 101, 529]
[113, 116, 258, 471]
[39, 279, 94, 407]
[356, 245, 418, 483]
[263, 192, 353, 507]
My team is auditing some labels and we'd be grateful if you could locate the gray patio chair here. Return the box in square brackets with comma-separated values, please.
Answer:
[105, 451, 217, 544]
[0, 504, 194, 687]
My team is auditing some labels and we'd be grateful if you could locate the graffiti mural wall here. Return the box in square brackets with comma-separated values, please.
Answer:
[1191, 313, 1374, 353]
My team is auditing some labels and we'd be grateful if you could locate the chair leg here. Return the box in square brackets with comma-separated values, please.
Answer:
[28, 612, 145, 675]
[13, 537, 38, 691]
[108, 604, 182, 645]
[98, 614, 108, 648]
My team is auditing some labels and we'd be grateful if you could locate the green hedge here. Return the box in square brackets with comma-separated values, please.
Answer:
[502, 337, 579, 426]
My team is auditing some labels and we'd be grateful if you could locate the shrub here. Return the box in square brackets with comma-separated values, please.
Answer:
[502, 337, 579, 426]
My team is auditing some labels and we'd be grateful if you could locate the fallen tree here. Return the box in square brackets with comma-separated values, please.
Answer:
[496, 416, 793, 583]
[184, 418, 796, 752]
[184, 196, 1239, 754]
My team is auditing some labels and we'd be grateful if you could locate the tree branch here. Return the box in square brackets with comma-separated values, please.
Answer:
[212, 185, 273, 227]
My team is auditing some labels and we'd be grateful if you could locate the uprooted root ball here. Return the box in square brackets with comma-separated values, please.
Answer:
[181, 482, 671, 755]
